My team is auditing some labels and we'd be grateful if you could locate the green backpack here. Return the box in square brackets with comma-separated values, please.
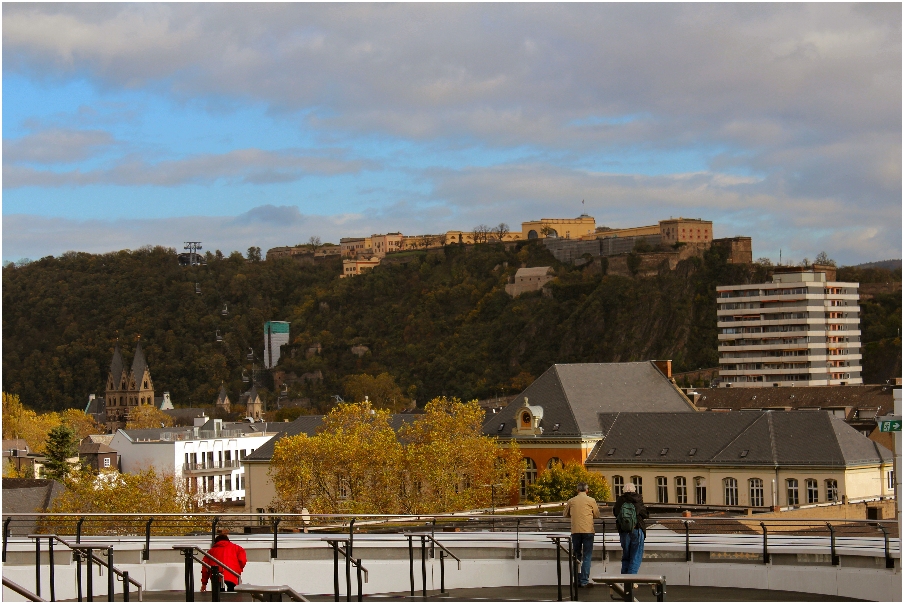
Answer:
[617, 501, 637, 532]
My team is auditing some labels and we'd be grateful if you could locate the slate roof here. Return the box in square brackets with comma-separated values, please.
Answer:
[585, 411, 893, 468]
[79, 442, 116, 455]
[109, 342, 124, 383]
[244, 414, 416, 462]
[2, 440, 30, 456]
[217, 384, 230, 404]
[484, 362, 696, 438]
[2, 479, 66, 534]
[693, 385, 896, 418]
[84, 397, 106, 416]
[118, 421, 267, 442]
[131, 340, 148, 381]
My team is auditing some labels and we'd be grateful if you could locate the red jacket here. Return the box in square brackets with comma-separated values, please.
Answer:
[201, 538, 247, 586]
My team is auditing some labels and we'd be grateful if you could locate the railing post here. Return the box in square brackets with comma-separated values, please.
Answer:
[345, 540, 351, 603]
[684, 520, 691, 562]
[440, 550, 447, 595]
[600, 520, 606, 562]
[349, 518, 355, 560]
[877, 524, 894, 569]
[624, 580, 633, 602]
[516, 519, 521, 558]
[76, 517, 85, 543]
[555, 538, 563, 602]
[107, 546, 115, 603]
[181, 547, 194, 602]
[122, 570, 129, 603]
[2, 516, 11, 563]
[759, 522, 769, 564]
[211, 516, 219, 546]
[49, 537, 56, 602]
[567, 537, 576, 601]
[211, 566, 221, 602]
[408, 535, 414, 597]
[332, 541, 340, 602]
[76, 550, 83, 602]
[270, 518, 281, 559]
[826, 523, 839, 566]
[421, 535, 427, 597]
[431, 518, 437, 558]
[34, 535, 41, 599]
[143, 518, 152, 561]
[657, 577, 667, 602]
[356, 559, 363, 602]
[86, 547, 94, 603]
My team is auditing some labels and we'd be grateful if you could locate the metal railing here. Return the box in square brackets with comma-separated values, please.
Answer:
[182, 460, 241, 472]
[2, 577, 45, 602]
[26, 534, 142, 602]
[171, 544, 231, 602]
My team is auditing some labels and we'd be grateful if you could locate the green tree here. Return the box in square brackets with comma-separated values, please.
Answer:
[525, 462, 611, 503]
[43, 425, 78, 481]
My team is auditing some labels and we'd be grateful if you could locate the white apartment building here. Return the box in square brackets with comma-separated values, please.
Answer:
[717, 266, 861, 387]
[109, 417, 278, 503]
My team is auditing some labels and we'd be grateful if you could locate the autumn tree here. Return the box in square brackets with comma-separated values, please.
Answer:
[472, 224, 491, 244]
[60, 408, 103, 441]
[342, 372, 408, 411]
[400, 397, 522, 513]
[525, 461, 611, 503]
[43, 466, 202, 535]
[43, 425, 78, 481]
[126, 404, 175, 430]
[270, 401, 404, 513]
[492, 223, 510, 242]
[2, 393, 60, 452]
[270, 399, 521, 515]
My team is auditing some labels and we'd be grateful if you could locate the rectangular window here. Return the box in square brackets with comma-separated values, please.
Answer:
[888, 471, 894, 490]
[724, 478, 739, 506]
[656, 477, 668, 503]
[695, 478, 706, 505]
[787, 479, 799, 506]
[675, 477, 687, 504]
[103, 457, 111, 468]
[613, 475, 624, 498]
[749, 478, 764, 507]
[630, 476, 643, 497]
[224, 475, 232, 491]
[806, 479, 818, 504]
[826, 480, 838, 502]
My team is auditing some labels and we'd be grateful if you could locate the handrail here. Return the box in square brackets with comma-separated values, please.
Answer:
[2, 577, 46, 602]
[235, 584, 310, 602]
[29, 534, 144, 600]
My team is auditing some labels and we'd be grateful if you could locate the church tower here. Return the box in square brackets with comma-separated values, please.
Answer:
[105, 342, 129, 425]
[103, 339, 156, 429]
[129, 339, 155, 408]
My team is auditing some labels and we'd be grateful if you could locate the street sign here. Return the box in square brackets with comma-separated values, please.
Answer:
[877, 416, 902, 432]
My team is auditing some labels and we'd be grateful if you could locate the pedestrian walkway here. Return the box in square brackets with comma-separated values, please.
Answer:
[58, 584, 863, 602]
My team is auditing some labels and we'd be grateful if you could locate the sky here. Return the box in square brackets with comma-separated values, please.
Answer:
[2, 3, 901, 265]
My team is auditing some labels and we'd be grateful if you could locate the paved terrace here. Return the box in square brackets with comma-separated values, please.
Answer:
[2, 513, 900, 602]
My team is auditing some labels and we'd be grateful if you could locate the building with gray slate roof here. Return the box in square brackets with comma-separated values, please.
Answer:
[2, 478, 66, 535]
[482, 361, 696, 499]
[584, 411, 893, 507]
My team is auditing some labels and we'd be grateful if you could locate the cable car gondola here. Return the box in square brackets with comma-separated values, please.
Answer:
[241, 369, 250, 383]
[247, 347, 254, 361]
[195, 283, 201, 294]
[222, 303, 229, 316]
[215, 330, 223, 343]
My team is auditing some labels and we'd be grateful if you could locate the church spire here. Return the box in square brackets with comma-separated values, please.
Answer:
[109, 341, 124, 386]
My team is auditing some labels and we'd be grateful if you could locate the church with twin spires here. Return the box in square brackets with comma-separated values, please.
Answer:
[104, 340, 155, 429]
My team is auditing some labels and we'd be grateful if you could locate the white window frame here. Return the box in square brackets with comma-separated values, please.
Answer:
[675, 476, 687, 504]
[724, 478, 739, 506]
[749, 478, 764, 507]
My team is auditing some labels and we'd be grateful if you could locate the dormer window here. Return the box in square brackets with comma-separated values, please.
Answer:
[634, 448, 643, 456]
[740, 450, 749, 458]
[607, 448, 616, 456]
[497, 423, 505, 433]
[688, 448, 697, 456]
[660, 448, 669, 456]
[553, 423, 560, 431]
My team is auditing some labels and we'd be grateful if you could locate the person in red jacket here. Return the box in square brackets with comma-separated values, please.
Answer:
[200, 530, 247, 592]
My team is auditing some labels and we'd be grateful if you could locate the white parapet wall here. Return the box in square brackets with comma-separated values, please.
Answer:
[3, 530, 900, 602]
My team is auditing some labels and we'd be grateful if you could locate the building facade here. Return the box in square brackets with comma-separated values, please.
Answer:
[717, 267, 861, 387]
[658, 218, 713, 245]
[521, 215, 596, 240]
[109, 417, 277, 504]
[585, 411, 893, 507]
[264, 321, 290, 369]
[504, 266, 555, 297]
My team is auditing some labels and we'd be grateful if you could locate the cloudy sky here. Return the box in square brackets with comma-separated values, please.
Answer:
[3, 3, 901, 264]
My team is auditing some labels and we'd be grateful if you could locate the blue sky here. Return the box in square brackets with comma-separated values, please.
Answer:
[3, 3, 901, 264]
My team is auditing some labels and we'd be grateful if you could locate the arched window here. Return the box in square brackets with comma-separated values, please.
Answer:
[612, 475, 625, 497]
[656, 477, 668, 503]
[527, 229, 538, 239]
[547, 228, 558, 238]
[546, 457, 563, 469]
[630, 476, 643, 497]
[825, 479, 838, 502]
[805, 479, 818, 503]
[675, 476, 687, 504]
[694, 477, 706, 505]
[723, 478, 738, 506]
[520, 458, 537, 499]
[749, 478, 764, 507]
[786, 479, 799, 506]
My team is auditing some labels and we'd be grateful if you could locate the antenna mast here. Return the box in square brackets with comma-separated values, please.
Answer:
[183, 241, 203, 266]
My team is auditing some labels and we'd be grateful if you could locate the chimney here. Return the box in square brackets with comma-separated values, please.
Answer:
[653, 360, 672, 379]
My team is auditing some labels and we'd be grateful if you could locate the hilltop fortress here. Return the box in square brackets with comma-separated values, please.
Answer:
[266, 214, 752, 277]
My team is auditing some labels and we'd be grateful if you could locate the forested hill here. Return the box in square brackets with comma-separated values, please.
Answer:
[3, 244, 900, 413]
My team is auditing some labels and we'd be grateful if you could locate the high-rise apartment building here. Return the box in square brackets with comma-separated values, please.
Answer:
[717, 266, 861, 387]
[264, 321, 290, 369]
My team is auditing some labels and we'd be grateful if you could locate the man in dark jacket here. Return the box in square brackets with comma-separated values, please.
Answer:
[613, 482, 648, 574]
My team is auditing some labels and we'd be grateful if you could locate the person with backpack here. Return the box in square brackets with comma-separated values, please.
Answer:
[563, 482, 601, 587]
[200, 529, 247, 592]
[614, 482, 649, 574]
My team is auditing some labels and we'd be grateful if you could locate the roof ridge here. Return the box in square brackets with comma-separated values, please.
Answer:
[707, 412, 766, 461]
[552, 365, 581, 433]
